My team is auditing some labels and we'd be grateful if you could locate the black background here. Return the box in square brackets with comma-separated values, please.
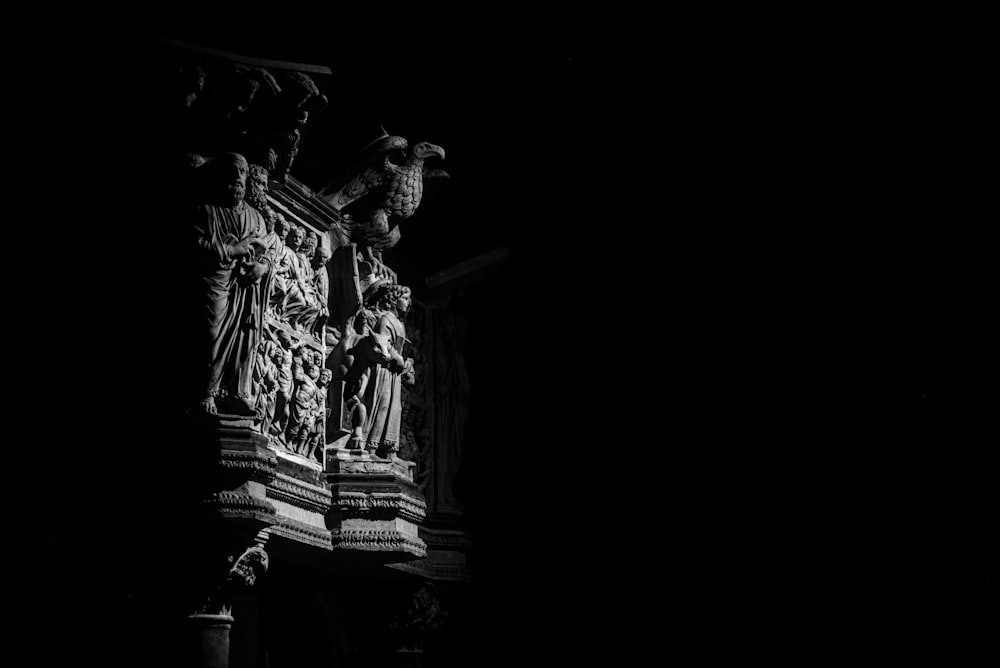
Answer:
[2, 3, 996, 664]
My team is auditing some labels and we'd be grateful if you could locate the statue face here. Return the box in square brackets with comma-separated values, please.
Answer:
[218, 154, 249, 205]
[312, 248, 331, 267]
[249, 167, 268, 194]
[397, 293, 411, 315]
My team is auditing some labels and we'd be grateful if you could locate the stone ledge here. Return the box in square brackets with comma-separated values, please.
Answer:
[198, 492, 277, 524]
[266, 518, 333, 551]
[331, 527, 426, 558]
[326, 449, 416, 481]
[331, 490, 426, 523]
[268, 472, 333, 515]
[419, 527, 472, 551]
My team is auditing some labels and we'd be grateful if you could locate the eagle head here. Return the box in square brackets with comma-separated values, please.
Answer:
[410, 142, 445, 161]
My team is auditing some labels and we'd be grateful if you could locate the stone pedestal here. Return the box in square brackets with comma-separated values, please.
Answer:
[185, 614, 234, 668]
[326, 449, 427, 561]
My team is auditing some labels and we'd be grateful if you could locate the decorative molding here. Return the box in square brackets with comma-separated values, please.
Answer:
[328, 458, 415, 478]
[331, 490, 426, 523]
[217, 449, 278, 483]
[419, 530, 471, 551]
[266, 518, 332, 550]
[267, 472, 333, 514]
[200, 492, 277, 521]
[331, 528, 426, 557]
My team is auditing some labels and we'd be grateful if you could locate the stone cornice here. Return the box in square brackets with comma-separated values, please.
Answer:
[267, 472, 333, 515]
[200, 492, 278, 523]
[419, 528, 472, 551]
[266, 518, 333, 550]
[269, 179, 344, 235]
[331, 528, 426, 558]
[331, 490, 426, 523]
[161, 37, 333, 76]
[218, 448, 278, 484]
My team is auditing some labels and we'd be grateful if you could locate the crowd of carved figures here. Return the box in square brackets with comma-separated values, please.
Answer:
[169, 52, 452, 468]
[185, 150, 419, 463]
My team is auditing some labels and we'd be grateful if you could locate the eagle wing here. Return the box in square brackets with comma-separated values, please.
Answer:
[317, 134, 408, 211]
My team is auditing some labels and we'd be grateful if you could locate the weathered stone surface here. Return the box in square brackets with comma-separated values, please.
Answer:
[327, 451, 427, 560]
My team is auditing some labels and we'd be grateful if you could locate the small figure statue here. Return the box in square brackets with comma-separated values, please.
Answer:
[269, 330, 297, 441]
[310, 245, 332, 335]
[252, 339, 279, 434]
[267, 214, 295, 317]
[286, 353, 320, 455]
[306, 368, 333, 462]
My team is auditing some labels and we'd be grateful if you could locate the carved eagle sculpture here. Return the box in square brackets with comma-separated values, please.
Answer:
[321, 135, 447, 258]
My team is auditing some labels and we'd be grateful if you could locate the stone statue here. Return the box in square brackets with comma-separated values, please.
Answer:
[282, 225, 327, 333]
[361, 282, 415, 457]
[286, 357, 320, 455]
[252, 339, 279, 434]
[268, 330, 297, 440]
[267, 214, 295, 316]
[320, 134, 447, 260]
[305, 368, 333, 461]
[324, 244, 419, 454]
[292, 243, 331, 336]
[189, 152, 273, 415]
[311, 246, 332, 331]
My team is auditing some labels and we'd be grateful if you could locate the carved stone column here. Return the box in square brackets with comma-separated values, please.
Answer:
[173, 412, 278, 668]
[184, 538, 270, 668]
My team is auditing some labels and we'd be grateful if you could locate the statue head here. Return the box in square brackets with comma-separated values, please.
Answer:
[209, 153, 249, 206]
[319, 368, 333, 385]
[245, 163, 269, 210]
[378, 284, 411, 316]
[311, 244, 331, 269]
[273, 213, 289, 240]
[269, 342, 285, 365]
[288, 225, 305, 251]
[301, 232, 318, 257]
